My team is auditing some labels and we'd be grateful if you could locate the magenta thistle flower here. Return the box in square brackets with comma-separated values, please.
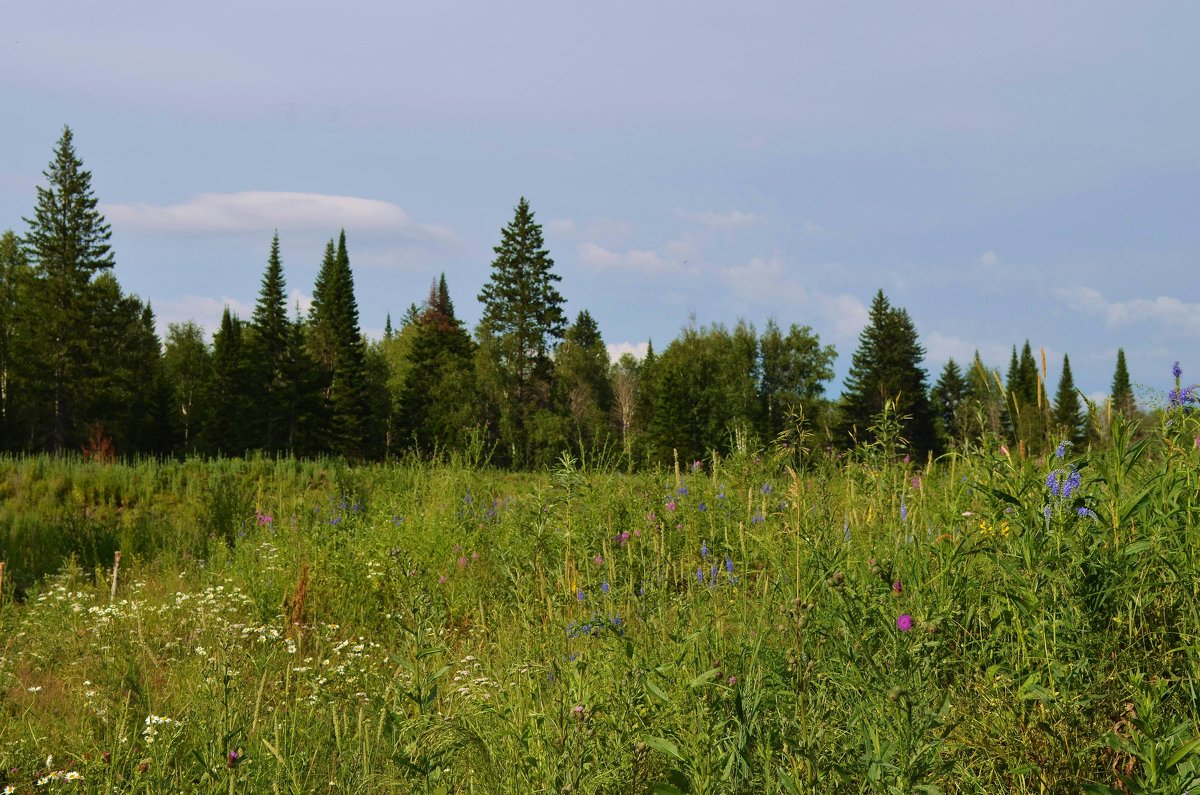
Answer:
[896, 614, 913, 632]
[892, 580, 902, 594]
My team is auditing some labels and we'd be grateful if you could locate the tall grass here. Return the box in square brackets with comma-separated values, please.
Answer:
[0, 409, 1197, 792]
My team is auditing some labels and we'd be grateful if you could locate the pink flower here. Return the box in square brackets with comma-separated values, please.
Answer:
[896, 614, 913, 632]
[892, 580, 903, 594]
[911, 476, 921, 490]
[666, 500, 677, 512]
[593, 555, 603, 565]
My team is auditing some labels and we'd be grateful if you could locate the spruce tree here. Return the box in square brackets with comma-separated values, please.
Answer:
[207, 307, 253, 455]
[839, 290, 937, 456]
[1111, 348, 1136, 421]
[397, 275, 476, 454]
[476, 198, 566, 464]
[0, 231, 32, 449]
[22, 126, 115, 450]
[930, 358, 969, 448]
[249, 232, 290, 453]
[1052, 353, 1085, 445]
[307, 231, 372, 457]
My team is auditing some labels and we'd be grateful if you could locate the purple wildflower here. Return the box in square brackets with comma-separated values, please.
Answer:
[601, 581, 609, 594]
[725, 558, 734, 574]
[900, 502, 908, 522]
[761, 483, 773, 495]
[896, 614, 913, 632]
[227, 749, 242, 768]
[666, 500, 677, 512]
[697, 502, 707, 512]
[700, 541, 708, 559]
[677, 485, 689, 496]
[1174, 361, 1183, 380]
[696, 567, 705, 584]
[892, 579, 902, 594]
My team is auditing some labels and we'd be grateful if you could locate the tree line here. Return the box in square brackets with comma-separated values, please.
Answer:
[0, 127, 1150, 466]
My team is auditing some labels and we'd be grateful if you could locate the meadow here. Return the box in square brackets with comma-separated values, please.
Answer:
[1, 410, 1199, 793]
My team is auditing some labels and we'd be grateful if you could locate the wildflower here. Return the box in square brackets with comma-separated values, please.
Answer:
[692, 460, 703, 472]
[437, 575, 447, 585]
[573, 704, 585, 717]
[700, 541, 708, 559]
[697, 502, 707, 512]
[666, 500, 677, 512]
[900, 502, 908, 522]
[696, 567, 705, 584]
[727, 676, 737, 686]
[896, 614, 913, 632]
[1078, 506, 1098, 519]
[1063, 469, 1081, 498]
[256, 511, 273, 526]
[676, 485, 689, 496]
[892, 580, 902, 594]
[1043, 505, 1052, 520]
[1174, 361, 1183, 380]
[227, 749, 242, 768]
[911, 476, 921, 490]
[725, 558, 734, 574]
[576, 590, 585, 601]
[710, 564, 720, 583]
[751, 513, 764, 524]
[761, 483, 773, 495]
[1055, 440, 1070, 459]
[601, 581, 609, 594]
[593, 555, 603, 566]
[471, 551, 480, 560]
[457, 556, 467, 569]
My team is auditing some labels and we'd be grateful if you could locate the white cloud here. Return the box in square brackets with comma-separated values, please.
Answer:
[677, 209, 763, 229]
[578, 242, 683, 274]
[153, 294, 254, 340]
[923, 331, 1010, 369]
[103, 191, 458, 242]
[545, 218, 577, 238]
[606, 341, 649, 362]
[1052, 286, 1200, 334]
[717, 255, 868, 341]
[978, 249, 998, 266]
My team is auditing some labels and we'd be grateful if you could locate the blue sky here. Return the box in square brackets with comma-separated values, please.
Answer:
[3, 1, 1198, 404]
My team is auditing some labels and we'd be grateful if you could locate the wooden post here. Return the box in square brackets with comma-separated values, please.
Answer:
[109, 551, 121, 603]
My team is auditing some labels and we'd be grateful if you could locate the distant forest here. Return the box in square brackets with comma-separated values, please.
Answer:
[0, 127, 1165, 467]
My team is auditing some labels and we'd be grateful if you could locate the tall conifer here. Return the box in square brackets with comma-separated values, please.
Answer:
[22, 126, 114, 449]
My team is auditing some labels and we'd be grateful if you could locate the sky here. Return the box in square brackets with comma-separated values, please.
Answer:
[3, 1, 1198, 405]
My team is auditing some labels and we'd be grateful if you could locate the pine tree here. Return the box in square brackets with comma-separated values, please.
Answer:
[1111, 348, 1136, 421]
[21, 126, 115, 450]
[476, 198, 567, 464]
[1052, 353, 1085, 445]
[839, 290, 937, 456]
[249, 232, 290, 453]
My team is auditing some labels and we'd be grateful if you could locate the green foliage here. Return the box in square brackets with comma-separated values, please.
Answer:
[20, 126, 116, 450]
[0, 410, 1199, 790]
[308, 232, 373, 458]
[476, 198, 567, 465]
[397, 275, 477, 456]
[840, 290, 937, 456]
[1052, 353, 1086, 445]
[1112, 348, 1137, 422]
